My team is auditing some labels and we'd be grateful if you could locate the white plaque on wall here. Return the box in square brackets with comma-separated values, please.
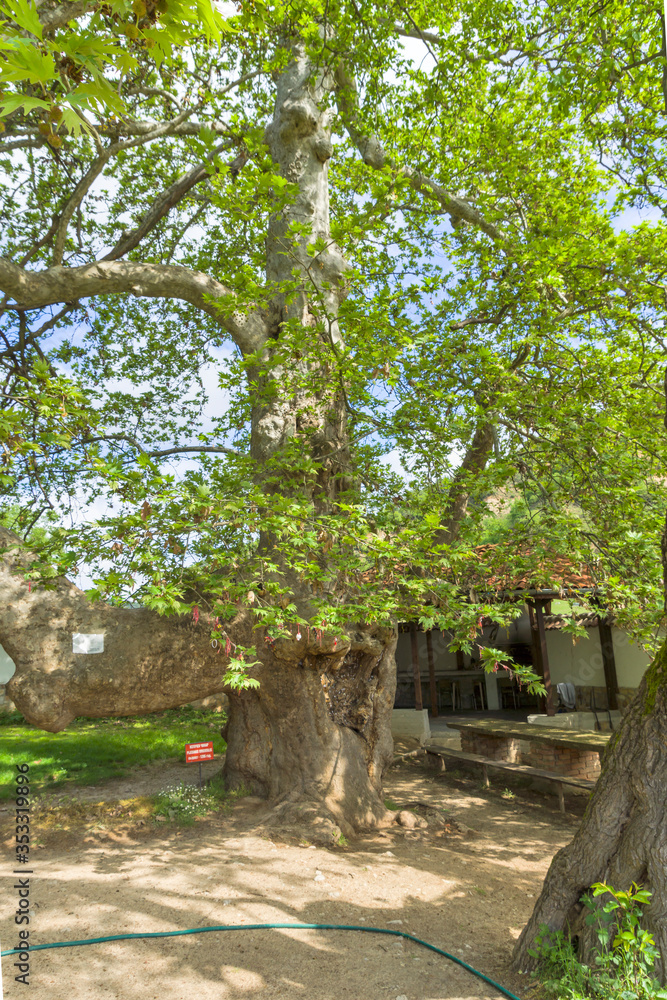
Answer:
[72, 633, 104, 654]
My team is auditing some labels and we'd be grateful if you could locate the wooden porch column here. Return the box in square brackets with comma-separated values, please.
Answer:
[410, 622, 423, 711]
[456, 647, 465, 670]
[528, 599, 555, 716]
[597, 612, 619, 711]
[426, 630, 438, 717]
[527, 603, 543, 712]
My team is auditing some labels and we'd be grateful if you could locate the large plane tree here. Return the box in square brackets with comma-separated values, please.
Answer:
[1, 0, 667, 958]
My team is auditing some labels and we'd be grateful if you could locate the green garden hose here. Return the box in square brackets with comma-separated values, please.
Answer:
[2, 921, 523, 999]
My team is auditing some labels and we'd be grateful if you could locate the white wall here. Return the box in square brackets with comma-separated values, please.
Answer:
[544, 627, 650, 690]
[545, 630, 605, 688]
[611, 628, 651, 687]
[396, 614, 652, 693]
[0, 644, 16, 684]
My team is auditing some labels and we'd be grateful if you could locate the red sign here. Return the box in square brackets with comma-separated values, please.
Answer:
[185, 741, 214, 763]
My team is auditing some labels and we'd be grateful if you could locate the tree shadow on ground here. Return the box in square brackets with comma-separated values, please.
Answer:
[0, 759, 580, 999]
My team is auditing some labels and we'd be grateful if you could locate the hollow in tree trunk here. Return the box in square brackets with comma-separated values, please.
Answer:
[223, 626, 397, 837]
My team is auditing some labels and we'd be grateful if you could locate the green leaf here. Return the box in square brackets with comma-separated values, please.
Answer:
[0, 0, 43, 38]
[0, 91, 49, 114]
[0, 41, 54, 83]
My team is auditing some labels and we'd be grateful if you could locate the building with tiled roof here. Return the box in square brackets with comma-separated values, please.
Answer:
[395, 546, 650, 729]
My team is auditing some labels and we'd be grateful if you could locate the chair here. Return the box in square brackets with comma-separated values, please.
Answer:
[441, 680, 460, 711]
[473, 681, 487, 711]
[501, 680, 519, 710]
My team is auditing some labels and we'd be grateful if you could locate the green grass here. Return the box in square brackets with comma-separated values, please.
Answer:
[0, 706, 226, 799]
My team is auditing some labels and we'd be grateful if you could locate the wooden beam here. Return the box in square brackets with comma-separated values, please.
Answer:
[410, 622, 423, 711]
[527, 602, 544, 713]
[533, 599, 555, 716]
[597, 613, 619, 711]
[528, 600, 555, 715]
[426, 629, 438, 717]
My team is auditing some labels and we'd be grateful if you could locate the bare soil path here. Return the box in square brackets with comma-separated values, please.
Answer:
[2, 748, 579, 1000]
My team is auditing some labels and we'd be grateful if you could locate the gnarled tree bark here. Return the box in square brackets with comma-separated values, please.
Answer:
[512, 642, 667, 978]
[221, 37, 397, 835]
[0, 526, 235, 732]
[514, 371, 667, 977]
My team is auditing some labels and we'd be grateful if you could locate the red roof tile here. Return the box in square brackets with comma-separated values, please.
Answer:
[468, 543, 598, 595]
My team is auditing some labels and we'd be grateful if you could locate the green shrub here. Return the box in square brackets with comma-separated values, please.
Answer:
[530, 883, 667, 1000]
[152, 774, 250, 825]
[0, 710, 25, 726]
[152, 781, 220, 825]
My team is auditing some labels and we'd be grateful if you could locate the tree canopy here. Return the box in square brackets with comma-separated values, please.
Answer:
[1, 0, 666, 671]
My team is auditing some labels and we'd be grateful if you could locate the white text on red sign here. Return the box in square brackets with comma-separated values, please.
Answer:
[185, 741, 214, 762]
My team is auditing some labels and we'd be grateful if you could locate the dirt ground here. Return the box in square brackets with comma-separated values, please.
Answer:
[1, 745, 583, 1000]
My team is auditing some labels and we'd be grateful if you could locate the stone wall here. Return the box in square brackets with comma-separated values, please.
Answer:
[460, 731, 520, 763]
[462, 730, 602, 780]
[521, 742, 601, 780]
[574, 685, 637, 714]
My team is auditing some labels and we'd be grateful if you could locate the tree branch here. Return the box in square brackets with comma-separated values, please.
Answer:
[149, 444, 242, 458]
[435, 421, 496, 546]
[0, 303, 75, 361]
[100, 119, 235, 139]
[334, 62, 502, 241]
[102, 138, 237, 261]
[393, 8, 440, 65]
[0, 258, 268, 356]
[393, 23, 443, 47]
[52, 106, 200, 265]
[125, 86, 184, 110]
[2, 0, 95, 33]
[7, 119, 233, 142]
[450, 303, 512, 329]
[0, 137, 45, 153]
[39, 1, 94, 32]
[82, 433, 242, 459]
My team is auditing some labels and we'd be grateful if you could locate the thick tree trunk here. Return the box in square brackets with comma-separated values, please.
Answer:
[224, 626, 397, 837]
[1, 527, 397, 834]
[253, 34, 351, 505]
[512, 641, 667, 978]
[0, 36, 400, 838]
[0, 526, 242, 731]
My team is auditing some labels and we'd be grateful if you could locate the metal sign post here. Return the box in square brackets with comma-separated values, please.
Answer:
[185, 742, 214, 787]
